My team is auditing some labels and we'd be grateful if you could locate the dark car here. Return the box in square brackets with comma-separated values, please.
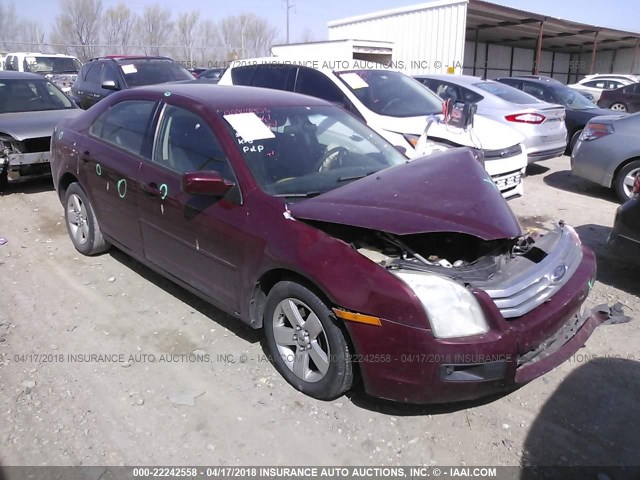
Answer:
[50, 84, 604, 404]
[609, 175, 640, 257]
[0, 71, 81, 188]
[496, 76, 614, 152]
[198, 68, 226, 82]
[188, 68, 208, 78]
[71, 56, 194, 109]
[598, 82, 640, 113]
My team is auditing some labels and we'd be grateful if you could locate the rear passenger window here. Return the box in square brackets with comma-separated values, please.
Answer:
[231, 65, 258, 85]
[252, 65, 294, 90]
[85, 63, 104, 85]
[90, 100, 156, 157]
[295, 67, 345, 103]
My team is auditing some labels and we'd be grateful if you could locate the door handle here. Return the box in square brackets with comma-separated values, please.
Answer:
[142, 182, 162, 197]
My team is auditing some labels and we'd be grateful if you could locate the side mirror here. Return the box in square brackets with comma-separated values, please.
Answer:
[101, 80, 119, 91]
[181, 171, 234, 197]
[394, 145, 407, 155]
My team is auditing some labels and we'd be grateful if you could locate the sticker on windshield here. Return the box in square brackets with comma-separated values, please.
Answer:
[121, 64, 137, 74]
[223, 112, 275, 142]
[339, 72, 369, 89]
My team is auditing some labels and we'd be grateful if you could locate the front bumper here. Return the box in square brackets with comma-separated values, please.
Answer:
[345, 248, 600, 404]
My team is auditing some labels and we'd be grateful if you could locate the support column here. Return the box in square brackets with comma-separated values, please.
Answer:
[534, 20, 545, 75]
[472, 28, 479, 76]
[631, 38, 640, 74]
[589, 31, 600, 74]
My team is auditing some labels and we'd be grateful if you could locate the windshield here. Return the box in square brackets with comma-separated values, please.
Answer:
[0, 78, 75, 113]
[337, 70, 442, 117]
[221, 105, 407, 197]
[119, 60, 195, 87]
[24, 56, 81, 74]
[549, 85, 597, 109]
[474, 81, 542, 105]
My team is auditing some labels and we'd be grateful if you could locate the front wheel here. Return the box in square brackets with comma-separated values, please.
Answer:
[610, 102, 628, 112]
[614, 160, 640, 202]
[64, 183, 110, 255]
[263, 281, 353, 400]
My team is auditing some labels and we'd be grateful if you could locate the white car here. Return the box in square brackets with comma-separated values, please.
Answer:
[568, 74, 640, 102]
[219, 59, 528, 198]
[4, 52, 82, 94]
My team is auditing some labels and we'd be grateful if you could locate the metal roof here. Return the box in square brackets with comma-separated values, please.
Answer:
[467, 0, 640, 53]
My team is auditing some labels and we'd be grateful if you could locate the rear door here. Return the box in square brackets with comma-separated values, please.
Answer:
[81, 62, 105, 109]
[83, 99, 157, 257]
[137, 102, 245, 311]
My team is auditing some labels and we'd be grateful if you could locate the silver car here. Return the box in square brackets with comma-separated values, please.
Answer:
[415, 75, 567, 163]
[571, 112, 640, 202]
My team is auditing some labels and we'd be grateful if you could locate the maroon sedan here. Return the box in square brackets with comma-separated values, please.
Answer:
[50, 84, 602, 404]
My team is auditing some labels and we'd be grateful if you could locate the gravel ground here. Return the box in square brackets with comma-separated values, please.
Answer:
[0, 155, 638, 468]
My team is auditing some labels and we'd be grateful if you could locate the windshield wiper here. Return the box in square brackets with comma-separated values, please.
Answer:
[337, 171, 376, 183]
[274, 191, 322, 198]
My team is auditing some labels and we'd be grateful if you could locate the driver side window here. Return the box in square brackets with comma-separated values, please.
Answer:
[153, 105, 235, 181]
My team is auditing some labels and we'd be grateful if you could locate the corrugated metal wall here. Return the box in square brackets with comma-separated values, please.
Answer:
[328, 0, 468, 75]
[463, 42, 637, 82]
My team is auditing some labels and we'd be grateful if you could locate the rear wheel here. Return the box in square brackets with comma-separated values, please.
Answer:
[64, 183, 110, 255]
[264, 281, 353, 400]
[610, 102, 628, 112]
[569, 129, 582, 153]
[614, 160, 640, 202]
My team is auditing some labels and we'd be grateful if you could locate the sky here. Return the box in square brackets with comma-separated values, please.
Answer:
[18, 0, 640, 45]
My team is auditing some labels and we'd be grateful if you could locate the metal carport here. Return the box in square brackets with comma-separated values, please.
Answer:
[465, 0, 640, 82]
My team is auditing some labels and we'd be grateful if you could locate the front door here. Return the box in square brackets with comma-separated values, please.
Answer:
[137, 103, 245, 312]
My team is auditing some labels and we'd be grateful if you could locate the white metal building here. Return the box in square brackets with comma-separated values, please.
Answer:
[327, 0, 640, 82]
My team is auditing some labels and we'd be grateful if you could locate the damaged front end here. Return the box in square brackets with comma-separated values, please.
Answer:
[0, 134, 52, 187]
[311, 219, 586, 323]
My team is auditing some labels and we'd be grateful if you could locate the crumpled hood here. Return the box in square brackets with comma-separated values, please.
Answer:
[0, 109, 82, 141]
[373, 114, 525, 150]
[289, 148, 523, 241]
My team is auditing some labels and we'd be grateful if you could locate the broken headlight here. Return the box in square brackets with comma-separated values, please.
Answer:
[395, 272, 489, 338]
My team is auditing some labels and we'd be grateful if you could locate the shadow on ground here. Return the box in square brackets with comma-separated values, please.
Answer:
[543, 169, 620, 204]
[526, 163, 551, 177]
[575, 224, 640, 297]
[521, 359, 640, 479]
[0, 176, 54, 196]
[109, 248, 262, 345]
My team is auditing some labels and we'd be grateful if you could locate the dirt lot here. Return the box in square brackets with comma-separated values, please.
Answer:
[0, 155, 638, 468]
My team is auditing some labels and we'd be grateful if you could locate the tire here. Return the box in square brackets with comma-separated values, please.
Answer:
[0, 167, 7, 192]
[569, 129, 582, 153]
[263, 281, 353, 400]
[64, 182, 110, 255]
[610, 102, 628, 112]
[614, 160, 640, 203]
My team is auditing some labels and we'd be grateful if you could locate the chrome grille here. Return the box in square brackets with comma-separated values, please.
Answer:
[475, 227, 584, 319]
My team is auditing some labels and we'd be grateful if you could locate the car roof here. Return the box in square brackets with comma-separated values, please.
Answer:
[0, 70, 48, 80]
[90, 56, 173, 63]
[132, 84, 332, 109]
[501, 76, 563, 86]
[413, 74, 487, 86]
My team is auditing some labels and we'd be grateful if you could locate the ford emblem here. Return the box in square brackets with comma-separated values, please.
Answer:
[551, 264, 568, 283]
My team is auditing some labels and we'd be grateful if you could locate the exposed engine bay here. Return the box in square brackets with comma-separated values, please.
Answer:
[0, 134, 52, 185]
[308, 220, 584, 319]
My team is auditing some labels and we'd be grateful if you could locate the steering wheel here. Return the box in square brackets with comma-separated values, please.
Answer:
[27, 97, 44, 106]
[316, 147, 349, 172]
[380, 98, 403, 113]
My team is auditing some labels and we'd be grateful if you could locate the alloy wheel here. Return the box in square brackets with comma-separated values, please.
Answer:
[271, 298, 330, 383]
[622, 167, 640, 199]
[66, 193, 89, 246]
